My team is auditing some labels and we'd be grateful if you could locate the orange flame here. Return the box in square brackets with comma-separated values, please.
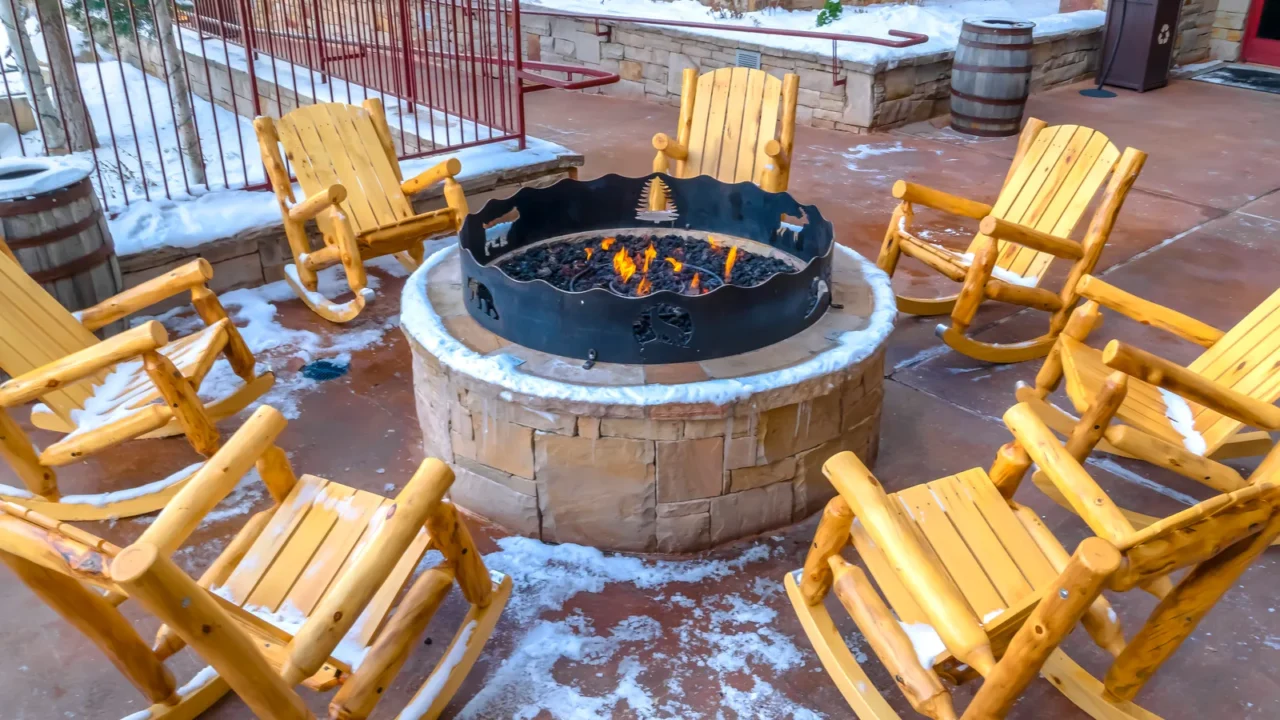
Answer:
[707, 235, 720, 252]
[613, 246, 636, 283]
[724, 246, 738, 283]
[601, 237, 616, 250]
[642, 243, 657, 274]
[636, 276, 652, 296]
[665, 257, 683, 272]
[585, 247, 594, 260]
[690, 272, 701, 293]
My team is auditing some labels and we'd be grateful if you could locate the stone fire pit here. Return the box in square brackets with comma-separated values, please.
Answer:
[403, 243, 894, 553]
[402, 175, 894, 553]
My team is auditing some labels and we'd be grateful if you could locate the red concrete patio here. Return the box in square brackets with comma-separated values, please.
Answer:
[2, 76, 1278, 719]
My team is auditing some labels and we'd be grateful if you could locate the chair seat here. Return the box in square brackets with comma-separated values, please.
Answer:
[1058, 336, 1209, 451]
[852, 469, 1060, 671]
[213, 473, 433, 686]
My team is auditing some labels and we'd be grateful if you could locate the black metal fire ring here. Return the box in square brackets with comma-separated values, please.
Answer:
[457, 173, 835, 365]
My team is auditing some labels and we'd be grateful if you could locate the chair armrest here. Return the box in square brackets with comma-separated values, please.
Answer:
[892, 180, 992, 220]
[978, 216, 1083, 259]
[1077, 275, 1224, 348]
[652, 133, 688, 161]
[0, 322, 168, 408]
[136, 406, 289, 556]
[288, 183, 347, 222]
[78, 259, 214, 332]
[823, 451, 995, 674]
[401, 157, 462, 197]
[1003, 403, 1135, 545]
[283, 457, 455, 684]
[1103, 340, 1280, 431]
[764, 138, 789, 170]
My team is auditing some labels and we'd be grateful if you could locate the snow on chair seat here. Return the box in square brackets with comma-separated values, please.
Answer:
[0, 406, 510, 720]
[878, 120, 1147, 364]
[0, 251, 273, 520]
[1021, 276, 1280, 531]
[254, 99, 469, 323]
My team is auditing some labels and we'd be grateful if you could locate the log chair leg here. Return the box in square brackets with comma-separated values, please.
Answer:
[1065, 372, 1128, 463]
[950, 236, 998, 335]
[427, 502, 494, 609]
[829, 556, 958, 720]
[332, 217, 369, 296]
[112, 543, 315, 720]
[190, 286, 256, 380]
[0, 549, 180, 706]
[283, 218, 320, 291]
[143, 352, 220, 456]
[650, 151, 671, 211]
[962, 538, 1121, 720]
[800, 496, 854, 605]
[876, 202, 911, 276]
[1104, 511, 1280, 703]
[329, 565, 456, 720]
[989, 442, 1033, 501]
[0, 410, 58, 500]
[1036, 302, 1103, 398]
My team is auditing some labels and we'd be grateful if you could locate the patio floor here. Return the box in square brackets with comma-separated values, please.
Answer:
[3, 77, 1279, 719]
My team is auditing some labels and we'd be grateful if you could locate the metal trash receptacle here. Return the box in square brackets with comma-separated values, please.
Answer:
[1099, 0, 1182, 92]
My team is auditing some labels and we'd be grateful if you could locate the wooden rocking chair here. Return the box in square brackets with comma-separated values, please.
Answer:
[1018, 274, 1280, 529]
[0, 253, 273, 520]
[254, 99, 469, 323]
[0, 405, 511, 720]
[648, 67, 799, 210]
[788, 396, 1280, 720]
[877, 119, 1147, 363]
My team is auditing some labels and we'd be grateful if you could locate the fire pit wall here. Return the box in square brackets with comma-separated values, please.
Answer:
[404, 239, 895, 554]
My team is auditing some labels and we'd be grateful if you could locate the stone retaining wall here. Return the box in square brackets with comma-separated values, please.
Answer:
[522, 16, 1102, 133]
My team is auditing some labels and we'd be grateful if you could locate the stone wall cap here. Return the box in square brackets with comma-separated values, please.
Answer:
[402, 244, 896, 411]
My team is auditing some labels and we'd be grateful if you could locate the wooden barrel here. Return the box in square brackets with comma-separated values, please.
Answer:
[950, 19, 1036, 137]
[0, 158, 123, 332]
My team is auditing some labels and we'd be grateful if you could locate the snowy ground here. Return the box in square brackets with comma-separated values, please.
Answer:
[530, 0, 1104, 65]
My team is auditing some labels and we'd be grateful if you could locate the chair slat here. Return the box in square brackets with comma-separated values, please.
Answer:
[683, 71, 718, 177]
[955, 469, 1058, 588]
[715, 67, 751, 182]
[732, 69, 769, 184]
[696, 69, 735, 182]
[899, 484, 1005, 620]
[277, 116, 343, 240]
[752, 73, 784, 187]
[347, 107, 415, 218]
[247, 483, 356, 612]
[304, 108, 385, 234]
[282, 490, 388, 615]
[929, 476, 1036, 606]
[850, 518, 928, 624]
[324, 104, 403, 226]
[220, 476, 328, 604]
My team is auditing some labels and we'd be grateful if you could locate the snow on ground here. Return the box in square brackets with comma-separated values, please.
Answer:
[137, 256, 408, 420]
[531, 0, 1104, 66]
[464, 536, 823, 719]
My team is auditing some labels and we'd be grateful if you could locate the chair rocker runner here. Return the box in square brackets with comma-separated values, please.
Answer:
[1019, 275, 1280, 530]
[0, 254, 273, 520]
[0, 405, 510, 720]
[255, 99, 469, 323]
[788, 391, 1280, 720]
[877, 118, 1147, 363]
[648, 66, 799, 211]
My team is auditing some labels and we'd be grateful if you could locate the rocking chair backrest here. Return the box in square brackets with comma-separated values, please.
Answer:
[972, 123, 1121, 284]
[272, 101, 414, 237]
[0, 251, 100, 419]
[1186, 288, 1280, 449]
[675, 67, 798, 189]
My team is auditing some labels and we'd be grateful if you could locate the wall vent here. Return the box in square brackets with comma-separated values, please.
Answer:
[734, 49, 762, 70]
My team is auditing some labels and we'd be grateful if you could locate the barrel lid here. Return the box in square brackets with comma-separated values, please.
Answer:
[962, 18, 1036, 33]
[0, 156, 93, 202]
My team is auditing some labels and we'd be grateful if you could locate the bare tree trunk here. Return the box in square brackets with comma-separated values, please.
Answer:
[0, 0, 66, 152]
[150, 0, 205, 185]
[29, 0, 94, 151]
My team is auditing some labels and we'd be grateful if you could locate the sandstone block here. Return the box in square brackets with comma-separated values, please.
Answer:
[578, 416, 601, 439]
[657, 437, 725, 502]
[620, 59, 644, 82]
[470, 414, 535, 479]
[729, 456, 797, 492]
[882, 65, 916, 101]
[602, 417, 682, 440]
[759, 392, 841, 462]
[725, 435, 757, 470]
[449, 464, 540, 537]
[658, 498, 711, 517]
[658, 512, 710, 553]
[536, 434, 657, 551]
[709, 482, 793, 546]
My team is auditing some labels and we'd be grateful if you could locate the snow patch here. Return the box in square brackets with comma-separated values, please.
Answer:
[1158, 388, 1207, 456]
[898, 621, 947, 670]
[401, 620, 479, 719]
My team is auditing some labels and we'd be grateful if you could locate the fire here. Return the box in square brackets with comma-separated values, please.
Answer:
[665, 257, 683, 272]
[585, 247, 594, 260]
[707, 235, 720, 252]
[690, 272, 701, 293]
[642, 243, 657, 274]
[601, 237, 616, 250]
[613, 246, 636, 283]
[636, 276, 652, 296]
[724, 246, 739, 282]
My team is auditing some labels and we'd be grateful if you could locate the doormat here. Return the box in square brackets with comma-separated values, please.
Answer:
[1193, 65, 1280, 95]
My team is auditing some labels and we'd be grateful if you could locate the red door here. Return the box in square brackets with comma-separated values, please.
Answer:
[1244, 0, 1280, 65]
